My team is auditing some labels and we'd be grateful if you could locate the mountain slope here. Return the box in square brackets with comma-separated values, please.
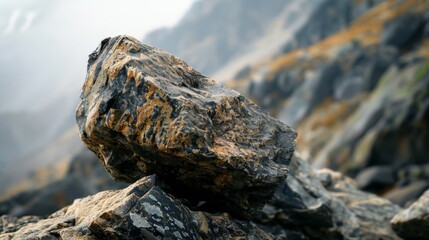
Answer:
[144, 0, 384, 81]
[227, 0, 429, 205]
[144, 0, 323, 77]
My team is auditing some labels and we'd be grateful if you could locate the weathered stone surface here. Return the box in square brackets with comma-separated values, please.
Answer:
[391, 189, 429, 240]
[0, 175, 274, 240]
[1, 157, 402, 240]
[0, 215, 40, 235]
[76, 35, 296, 218]
[257, 155, 401, 239]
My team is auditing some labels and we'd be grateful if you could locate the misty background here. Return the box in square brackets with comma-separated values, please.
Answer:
[0, 0, 195, 193]
[1, 0, 428, 219]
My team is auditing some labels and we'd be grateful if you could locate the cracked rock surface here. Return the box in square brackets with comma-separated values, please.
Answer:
[76, 35, 297, 218]
[391, 189, 429, 240]
[0, 175, 273, 239]
[257, 156, 401, 239]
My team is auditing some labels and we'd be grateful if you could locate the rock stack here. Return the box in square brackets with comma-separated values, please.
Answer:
[76, 35, 297, 219]
[1, 36, 427, 239]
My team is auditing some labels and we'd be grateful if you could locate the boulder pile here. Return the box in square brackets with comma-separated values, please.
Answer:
[1, 36, 427, 239]
[76, 36, 297, 219]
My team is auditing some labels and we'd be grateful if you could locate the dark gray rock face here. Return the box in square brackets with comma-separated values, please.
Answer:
[391, 189, 429, 240]
[0, 175, 274, 239]
[258, 156, 401, 239]
[76, 35, 297, 219]
[381, 14, 424, 49]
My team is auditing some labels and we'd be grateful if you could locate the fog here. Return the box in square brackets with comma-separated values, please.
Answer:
[0, 0, 196, 112]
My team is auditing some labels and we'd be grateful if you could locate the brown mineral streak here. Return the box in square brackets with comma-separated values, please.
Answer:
[77, 35, 297, 218]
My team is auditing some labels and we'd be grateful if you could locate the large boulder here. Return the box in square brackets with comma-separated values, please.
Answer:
[391, 189, 429, 240]
[76, 36, 297, 218]
[0, 175, 274, 239]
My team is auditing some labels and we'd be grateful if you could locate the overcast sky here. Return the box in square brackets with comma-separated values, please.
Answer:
[0, 0, 197, 112]
[0, 0, 196, 39]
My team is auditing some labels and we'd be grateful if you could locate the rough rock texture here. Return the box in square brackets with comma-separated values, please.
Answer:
[391, 189, 429, 240]
[257, 155, 401, 239]
[0, 216, 40, 235]
[0, 175, 273, 239]
[1, 35, 405, 239]
[0, 159, 402, 240]
[76, 35, 297, 218]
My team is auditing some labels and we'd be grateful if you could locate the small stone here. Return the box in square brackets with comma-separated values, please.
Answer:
[391, 189, 429, 240]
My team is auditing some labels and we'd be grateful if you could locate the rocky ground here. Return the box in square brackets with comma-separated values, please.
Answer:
[1, 35, 429, 239]
[1, 0, 429, 239]
[228, 0, 429, 208]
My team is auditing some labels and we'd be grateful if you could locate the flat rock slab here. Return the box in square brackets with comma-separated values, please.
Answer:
[76, 35, 297, 218]
[0, 175, 273, 239]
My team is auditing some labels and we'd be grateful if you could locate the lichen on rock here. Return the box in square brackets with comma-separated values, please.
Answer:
[0, 176, 274, 239]
[76, 35, 297, 218]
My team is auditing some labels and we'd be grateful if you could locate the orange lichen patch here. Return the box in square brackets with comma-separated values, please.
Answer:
[135, 83, 174, 145]
[126, 66, 143, 85]
[270, 0, 429, 73]
[105, 54, 132, 80]
[85, 101, 101, 134]
[105, 109, 135, 138]
[113, 110, 134, 137]
[115, 36, 141, 53]
[105, 108, 119, 129]
[196, 212, 209, 234]
[212, 135, 257, 165]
